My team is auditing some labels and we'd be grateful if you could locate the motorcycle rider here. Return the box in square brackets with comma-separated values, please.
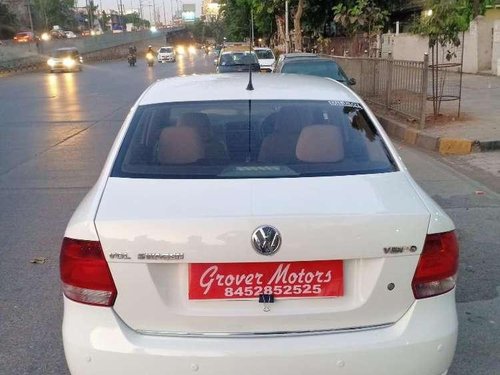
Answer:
[145, 45, 155, 66]
[128, 44, 137, 66]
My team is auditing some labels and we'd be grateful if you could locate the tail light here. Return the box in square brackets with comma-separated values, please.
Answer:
[412, 231, 459, 299]
[60, 238, 117, 306]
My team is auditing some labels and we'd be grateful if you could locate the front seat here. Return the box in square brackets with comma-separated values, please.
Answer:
[258, 106, 307, 163]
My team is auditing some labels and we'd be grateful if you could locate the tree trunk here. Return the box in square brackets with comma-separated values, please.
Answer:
[472, 0, 480, 18]
[293, 0, 304, 52]
[275, 14, 285, 48]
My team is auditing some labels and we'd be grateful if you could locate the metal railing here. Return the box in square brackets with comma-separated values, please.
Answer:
[328, 54, 429, 128]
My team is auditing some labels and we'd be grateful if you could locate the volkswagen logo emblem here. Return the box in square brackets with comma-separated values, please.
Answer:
[252, 225, 281, 256]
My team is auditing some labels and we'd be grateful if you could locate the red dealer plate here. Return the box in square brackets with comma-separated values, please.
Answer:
[189, 260, 343, 300]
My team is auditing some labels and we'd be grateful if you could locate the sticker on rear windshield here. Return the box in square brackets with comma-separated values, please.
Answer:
[328, 100, 363, 109]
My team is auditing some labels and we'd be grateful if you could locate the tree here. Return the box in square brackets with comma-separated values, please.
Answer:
[332, 0, 389, 37]
[0, 3, 19, 39]
[410, 0, 488, 116]
[293, 0, 304, 51]
[123, 12, 149, 28]
[220, 0, 252, 41]
[32, 0, 77, 31]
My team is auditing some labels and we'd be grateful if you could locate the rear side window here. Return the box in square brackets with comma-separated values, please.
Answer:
[111, 100, 397, 179]
[282, 61, 348, 83]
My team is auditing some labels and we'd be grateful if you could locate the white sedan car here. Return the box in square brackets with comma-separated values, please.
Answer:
[254, 47, 276, 72]
[157, 46, 176, 63]
[60, 74, 458, 375]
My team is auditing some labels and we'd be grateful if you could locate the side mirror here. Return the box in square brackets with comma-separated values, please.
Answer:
[348, 78, 356, 86]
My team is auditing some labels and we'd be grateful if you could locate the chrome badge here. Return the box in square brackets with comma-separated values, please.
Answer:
[252, 225, 281, 256]
[383, 246, 417, 254]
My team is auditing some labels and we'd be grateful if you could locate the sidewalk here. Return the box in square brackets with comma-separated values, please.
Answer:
[376, 73, 500, 154]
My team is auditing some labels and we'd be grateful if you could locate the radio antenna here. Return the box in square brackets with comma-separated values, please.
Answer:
[246, 8, 254, 91]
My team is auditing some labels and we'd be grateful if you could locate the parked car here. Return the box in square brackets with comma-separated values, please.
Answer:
[47, 47, 83, 73]
[50, 29, 67, 39]
[64, 31, 77, 39]
[275, 57, 356, 87]
[253, 47, 276, 72]
[216, 50, 260, 73]
[157, 46, 176, 63]
[275, 52, 319, 69]
[60, 73, 459, 375]
[13, 31, 36, 43]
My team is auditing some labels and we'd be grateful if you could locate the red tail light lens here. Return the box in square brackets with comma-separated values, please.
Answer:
[60, 238, 117, 306]
[412, 231, 459, 299]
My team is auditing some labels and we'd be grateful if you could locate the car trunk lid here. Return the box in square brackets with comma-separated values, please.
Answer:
[95, 172, 429, 334]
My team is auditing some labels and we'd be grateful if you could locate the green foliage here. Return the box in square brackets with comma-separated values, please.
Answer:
[220, 0, 251, 41]
[186, 19, 217, 42]
[0, 3, 19, 39]
[32, 0, 77, 31]
[302, 0, 333, 36]
[123, 12, 148, 28]
[333, 0, 389, 37]
[220, 0, 287, 42]
[409, 0, 485, 59]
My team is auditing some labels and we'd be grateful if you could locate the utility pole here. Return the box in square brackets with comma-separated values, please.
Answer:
[285, 0, 289, 53]
[152, 0, 156, 26]
[26, 0, 34, 35]
[170, 0, 174, 24]
[162, 0, 167, 26]
[139, 0, 144, 29]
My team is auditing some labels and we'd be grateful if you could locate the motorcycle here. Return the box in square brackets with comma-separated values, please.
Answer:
[128, 54, 136, 67]
[146, 52, 154, 67]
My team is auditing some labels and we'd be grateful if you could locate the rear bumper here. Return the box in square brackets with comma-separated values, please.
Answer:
[63, 291, 457, 375]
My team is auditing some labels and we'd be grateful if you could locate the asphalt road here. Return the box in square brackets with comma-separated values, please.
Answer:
[0, 54, 498, 375]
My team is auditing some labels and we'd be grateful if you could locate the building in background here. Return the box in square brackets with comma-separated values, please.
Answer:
[182, 3, 196, 23]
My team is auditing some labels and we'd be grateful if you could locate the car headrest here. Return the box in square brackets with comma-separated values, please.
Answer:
[177, 112, 211, 142]
[296, 125, 344, 163]
[157, 126, 204, 164]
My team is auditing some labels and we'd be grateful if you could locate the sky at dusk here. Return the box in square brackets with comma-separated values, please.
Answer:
[76, 0, 204, 24]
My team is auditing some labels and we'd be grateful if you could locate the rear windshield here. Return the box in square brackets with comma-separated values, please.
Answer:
[111, 100, 397, 179]
[255, 50, 274, 59]
[220, 52, 258, 66]
[282, 61, 349, 83]
[160, 47, 173, 53]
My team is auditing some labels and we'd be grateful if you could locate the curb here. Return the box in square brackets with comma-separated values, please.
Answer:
[376, 114, 500, 155]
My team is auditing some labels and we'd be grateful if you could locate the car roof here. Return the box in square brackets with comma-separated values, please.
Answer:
[221, 50, 255, 55]
[254, 47, 272, 51]
[282, 53, 318, 59]
[140, 74, 359, 105]
[282, 57, 340, 64]
[222, 46, 252, 53]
